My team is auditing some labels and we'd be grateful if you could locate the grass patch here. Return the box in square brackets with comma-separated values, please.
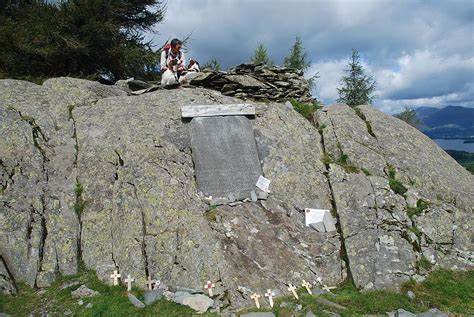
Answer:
[0, 266, 216, 317]
[402, 269, 474, 314]
[290, 99, 322, 120]
[1, 268, 472, 316]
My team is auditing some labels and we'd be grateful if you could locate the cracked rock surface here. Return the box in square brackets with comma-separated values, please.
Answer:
[0, 78, 472, 309]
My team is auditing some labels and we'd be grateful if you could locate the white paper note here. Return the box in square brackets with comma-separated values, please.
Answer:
[256, 175, 271, 192]
[305, 208, 328, 227]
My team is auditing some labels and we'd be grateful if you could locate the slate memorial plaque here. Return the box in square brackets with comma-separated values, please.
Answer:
[191, 116, 262, 200]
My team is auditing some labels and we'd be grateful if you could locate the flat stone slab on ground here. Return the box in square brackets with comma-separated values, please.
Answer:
[241, 313, 276, 317]
[127, 293, 145, 308]
[144, 289, 164, 306]
[191, 116, 262, 200]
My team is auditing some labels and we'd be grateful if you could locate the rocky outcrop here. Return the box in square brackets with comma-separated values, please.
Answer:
[188, 63, 313, 103]
[0, 77, 472, 310]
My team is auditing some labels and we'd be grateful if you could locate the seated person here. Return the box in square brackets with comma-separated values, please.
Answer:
[160, 38, 186, 86]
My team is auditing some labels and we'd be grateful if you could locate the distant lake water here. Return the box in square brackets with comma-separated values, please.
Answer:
[433, 139, 474, 153]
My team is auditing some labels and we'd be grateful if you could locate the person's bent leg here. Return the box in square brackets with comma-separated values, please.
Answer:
[161, 70, 178, 86]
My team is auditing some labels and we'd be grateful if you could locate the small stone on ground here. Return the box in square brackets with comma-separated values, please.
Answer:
[71, 284, 100, 298]
[316, 297, 347, 310]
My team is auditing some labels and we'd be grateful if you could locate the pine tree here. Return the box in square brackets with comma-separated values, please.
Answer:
[283, 36, 310, 72]
[394, 107, 421, 127]
[250, 43, 273, 66]
[337, 49, 376, 107]
[0, 0, 166, 82]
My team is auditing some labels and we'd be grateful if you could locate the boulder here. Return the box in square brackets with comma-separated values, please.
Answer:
[0, 77, 472, 310]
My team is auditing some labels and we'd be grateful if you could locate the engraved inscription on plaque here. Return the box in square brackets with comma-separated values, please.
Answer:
[191, 116, 262, 200]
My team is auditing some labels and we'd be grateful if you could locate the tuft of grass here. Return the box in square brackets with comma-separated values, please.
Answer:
[408, 226, 422, 239]
[386, 166, 407, 195]
[406, 199, 429, 219]
[204, 205, 219, 222]
[416, 256, 433, 271]
[290, 99, 322, 120]
[318, 123, 327, 133]
[74, 181, 86, 216]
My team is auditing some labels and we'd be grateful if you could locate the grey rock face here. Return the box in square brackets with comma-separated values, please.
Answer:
[0, 257, 16, 294]
[1, 77, 472, 309]
[315, 104, 473, 290]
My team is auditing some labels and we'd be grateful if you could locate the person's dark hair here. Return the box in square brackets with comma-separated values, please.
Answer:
[170, 38, 182, 48]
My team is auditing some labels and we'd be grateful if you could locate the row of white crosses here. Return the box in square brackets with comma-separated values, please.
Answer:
[109, 270, 161, 292]
[250, 276, 337, 309]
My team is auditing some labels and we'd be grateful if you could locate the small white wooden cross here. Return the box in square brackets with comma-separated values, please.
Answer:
[110, 270, 121, 286]
[302, 280, 313, 295]
[204, 280, 215, 297]
[322, 284, 337, 292]
[124, 274, 134, 291]
[288, 283, 299, 300]
[250, 292, 261, 309]
[146, 276, 155, 290]
[264, 289, 275, 307]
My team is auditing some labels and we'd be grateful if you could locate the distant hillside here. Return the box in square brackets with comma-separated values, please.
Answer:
[415, 105, 474, 139]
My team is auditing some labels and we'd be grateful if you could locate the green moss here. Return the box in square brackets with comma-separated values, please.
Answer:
[361, 168, 372, 176]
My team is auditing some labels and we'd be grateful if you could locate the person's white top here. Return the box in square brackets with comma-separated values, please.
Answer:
[160, 48, 186, 72]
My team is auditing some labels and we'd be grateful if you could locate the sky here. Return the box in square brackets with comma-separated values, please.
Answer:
[145, 0, 474, 113]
